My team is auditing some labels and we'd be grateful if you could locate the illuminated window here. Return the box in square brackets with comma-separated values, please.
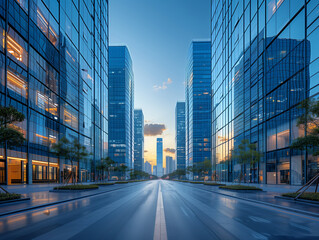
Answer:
[7, 28, 28, 67]
[7, 69, 27, 99]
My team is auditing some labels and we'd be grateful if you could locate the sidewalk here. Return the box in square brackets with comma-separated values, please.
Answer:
[181, 181, 319, 215]
[0, 182, 137, 216]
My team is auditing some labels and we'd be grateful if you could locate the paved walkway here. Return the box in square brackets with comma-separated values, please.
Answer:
[0, 182, 136, 215]
[181, 181, 319, 215]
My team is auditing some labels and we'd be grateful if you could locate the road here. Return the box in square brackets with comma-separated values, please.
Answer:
[0, 180, 319, 240]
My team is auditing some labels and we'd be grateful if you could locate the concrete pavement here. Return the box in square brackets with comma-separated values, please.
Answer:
[0, 180, 318, 240]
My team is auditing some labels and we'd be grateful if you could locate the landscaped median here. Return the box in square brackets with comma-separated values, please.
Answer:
[204, 182, 226, 186]
[0, 193, 22, 202]
[219, 185, 263, 191]
[53, 184, 99, 191]
[115, 181, 129, 184]
[96, 183, 115, 186]
[281, 192, 319, 202]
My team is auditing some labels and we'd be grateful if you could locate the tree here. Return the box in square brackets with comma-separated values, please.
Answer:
[118, 164, 128, 180]
[290, 98, 319, 195]
[0, 106, 25, 192]
[103, 157, 116, 181]
[290, 98, 319, 155]
[0, 106, 25, 147]
[51, 137, 90, 184]
[231, 139, 262, 183]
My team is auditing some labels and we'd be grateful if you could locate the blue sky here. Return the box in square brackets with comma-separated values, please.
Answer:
[109, 0, 210, 166]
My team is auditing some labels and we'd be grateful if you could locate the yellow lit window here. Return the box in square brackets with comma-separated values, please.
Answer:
[7, 70, 27, 98]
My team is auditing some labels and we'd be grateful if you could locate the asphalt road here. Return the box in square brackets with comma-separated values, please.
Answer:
[0, 180, 319, 240]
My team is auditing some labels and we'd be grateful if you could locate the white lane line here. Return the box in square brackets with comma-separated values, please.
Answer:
[153, 182, 168, 240]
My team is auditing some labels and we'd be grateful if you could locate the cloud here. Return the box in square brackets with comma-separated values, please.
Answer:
[144, 123, 166, 136]
[144, 150, 148, 153]
[153, 78, 173, 91]
[164, 148, 176, 154]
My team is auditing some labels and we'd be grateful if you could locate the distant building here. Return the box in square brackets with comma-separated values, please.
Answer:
[134, 110, 144, 171]
[166, 156, 174, 174]
[156, 138, 163, 177]
[185, 41, 212, 180]
[109, 46, 134, 172]
[153, 165, 157, 176]
[144, 161, 152, 175]
[176, 102, 186, 170]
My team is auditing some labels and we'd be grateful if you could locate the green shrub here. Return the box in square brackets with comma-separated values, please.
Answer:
[189, 181, 204, 184]
[204, 183, 226, 186]
[282, 192, 319, 201]
[53, 184, 99, 190]
[96, 183, 115, 186]
[116, 181, 129, 184]
[0, 193, 21, 201]
[219, 185, 262, 191]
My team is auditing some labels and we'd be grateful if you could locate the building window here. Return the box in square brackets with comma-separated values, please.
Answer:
[7, 68, 28, 99]
[7, 27, 28, 67]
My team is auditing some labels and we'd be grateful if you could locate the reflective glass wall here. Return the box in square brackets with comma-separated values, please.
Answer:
[186, 41, 212, 180]
[175, 101, 186, 170]
[211, 0, 318, 185]
[134, 109, 144, 171]
[109, 46, 134, 173]
[0, 0, 108, 184]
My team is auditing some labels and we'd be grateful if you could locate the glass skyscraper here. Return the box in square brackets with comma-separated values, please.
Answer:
[109, 46, 134, 172]
[211, 0, 318, 185]
[134, 109, 144, 171]
[186, 41, 212, 180]
[175, 101, 186, 170]
[0, 0, 108, 185]
[156, 138, 163, 177]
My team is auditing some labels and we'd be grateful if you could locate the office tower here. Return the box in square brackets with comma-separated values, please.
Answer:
[166, 156, 174, 174]
[175, 102, 186, 170]
[109, 46, 134, 173]
[0, 0, 108, 185]
[185, 41, 212, 180]
[156, 138, 163, 177]
[153, 165, 157, 176]
[144, 161, 152, 175]
[211, 0, 312, 185]
[134, 109, 144, 171]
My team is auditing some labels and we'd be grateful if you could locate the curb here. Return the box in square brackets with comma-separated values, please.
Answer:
[275, 196, 319, 206]
[0, 197, 30, 205]
[0, 182, 146, 218]
[49, 188, 98, 193]
[175, 181, 319, 218]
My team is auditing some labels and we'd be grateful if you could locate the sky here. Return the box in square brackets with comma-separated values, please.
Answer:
[109, 0, 211, 168]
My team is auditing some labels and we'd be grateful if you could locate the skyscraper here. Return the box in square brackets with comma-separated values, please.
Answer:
[165, 156, 174, 175]
[144, 161, 152, 175]
[156, 138, 163, 177]
[109, 46, 134, 173]
[185, 41, 212, 180]
[211, 0, 313, 185]
[153, 165, 157, 176]
[134, 109, 144, 171]
[0, 0, 108, 185]
[175, 102, 186, 170]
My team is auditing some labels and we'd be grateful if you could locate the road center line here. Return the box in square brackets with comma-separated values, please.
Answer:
[153, 181, 167, 240]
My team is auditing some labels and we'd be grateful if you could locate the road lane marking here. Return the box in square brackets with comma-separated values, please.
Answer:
[153, 182, 167, 240]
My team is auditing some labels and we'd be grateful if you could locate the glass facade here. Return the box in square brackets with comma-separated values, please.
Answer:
[109, 46, 134, 172]
[175, 101, 186, 170]
[0, 0, 108, 184]
[134, 109, 144, 171]
[156, 138, 163, 176]
[186, 41, 212, 180]
[211, 0, 318, 185]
